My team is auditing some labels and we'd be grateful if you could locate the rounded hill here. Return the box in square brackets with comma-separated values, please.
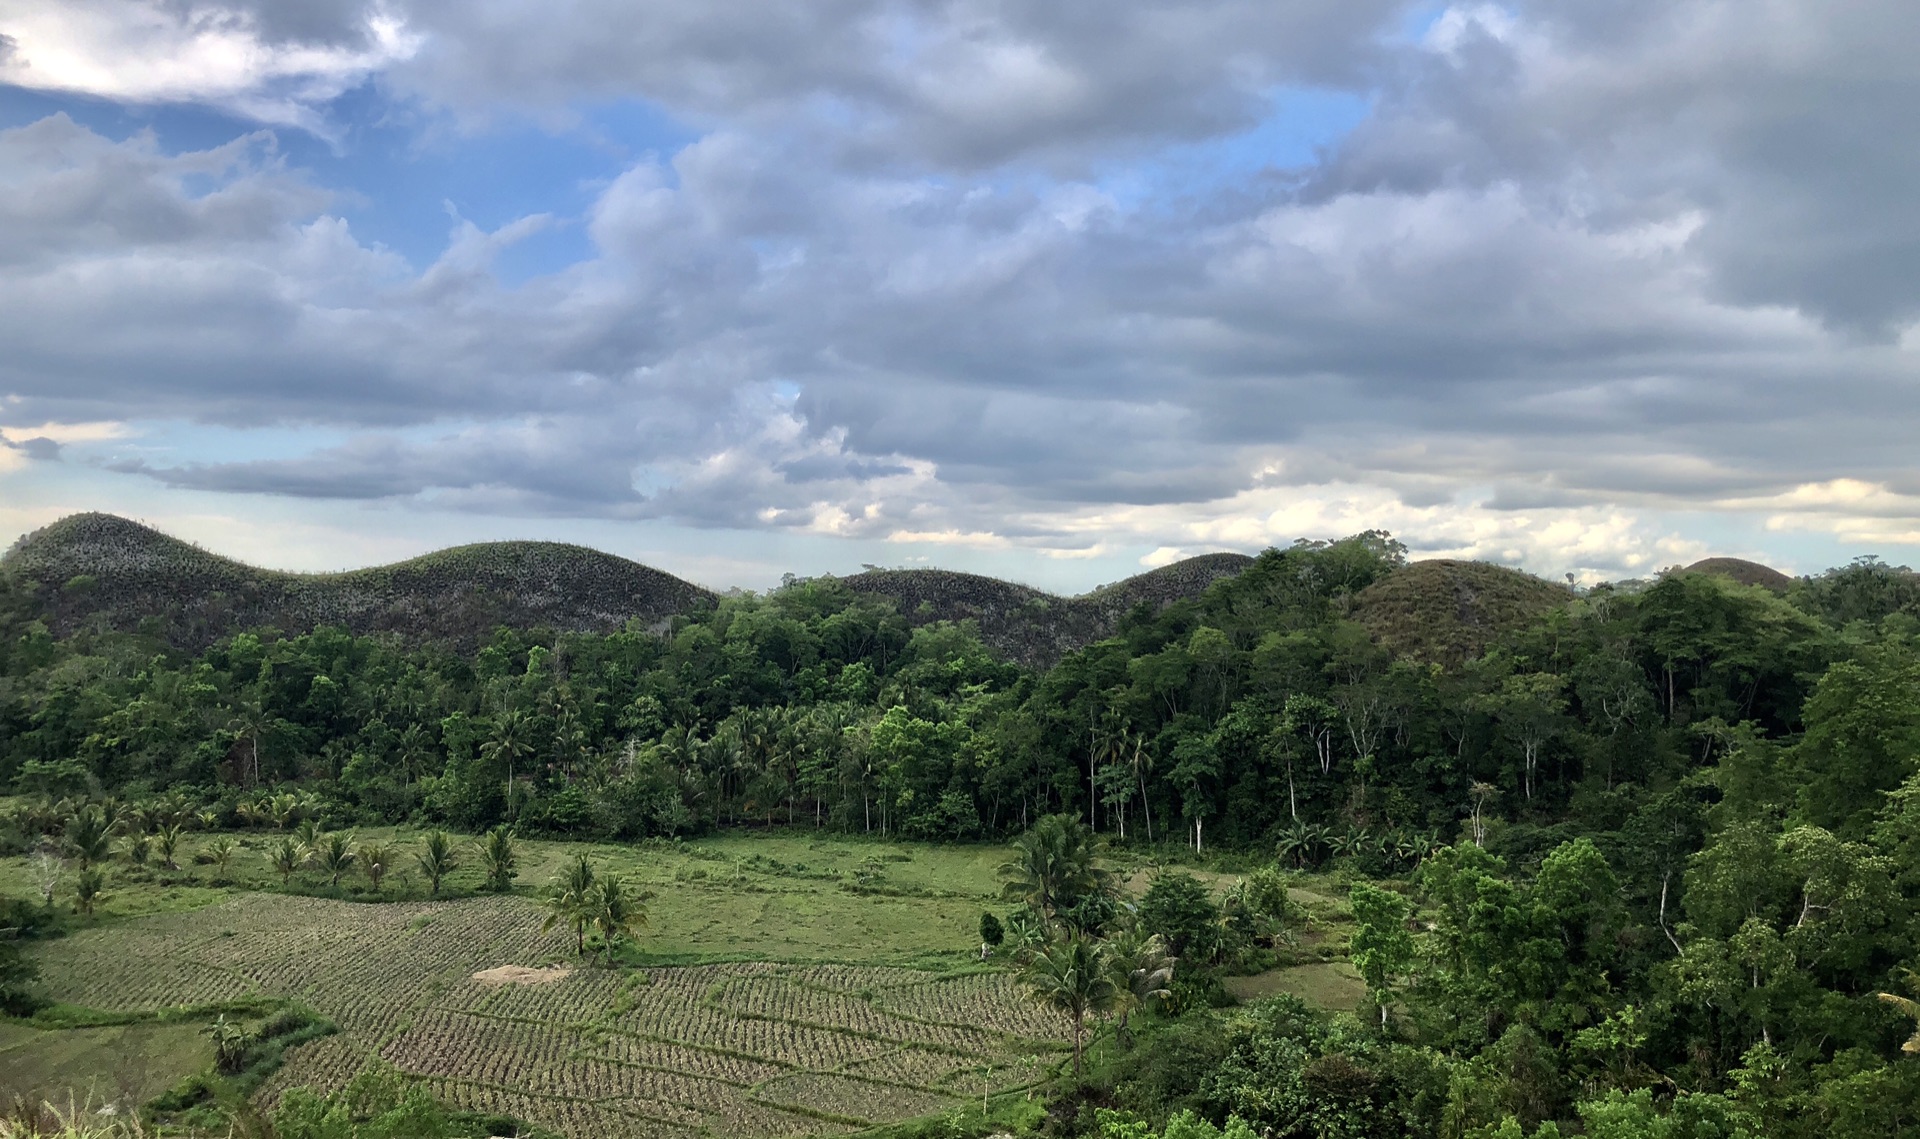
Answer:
[1680, 556, 1795, 592]
[3, 513, 713, 650]
[843, 553, 1254, 667]
[1350, 559, 1573, 664]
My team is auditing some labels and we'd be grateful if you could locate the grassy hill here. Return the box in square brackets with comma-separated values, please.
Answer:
[1681, 556, 1795, 592]
[1350, 559, 1574, 664]
[1, 514, 1251, 661]
[2, 513, 715, 651]
[844, 552, 1255, 666]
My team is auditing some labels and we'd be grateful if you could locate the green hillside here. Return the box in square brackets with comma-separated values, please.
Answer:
[2, 513, 715, 650]
[1349, 558, 1574, 664]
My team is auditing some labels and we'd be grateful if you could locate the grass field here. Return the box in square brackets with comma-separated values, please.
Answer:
[1, 831, 1067, 1138]
[0, 828, 1360, 1139]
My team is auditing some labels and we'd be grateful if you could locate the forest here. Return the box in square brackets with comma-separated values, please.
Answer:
[6, 533, 1920, 1137]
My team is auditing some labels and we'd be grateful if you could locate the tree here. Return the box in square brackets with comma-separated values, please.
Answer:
[590, 875, 648, 960]
[415, 830, 458, 897]
[64, 808, 112, 869]
[980, 912, 1005, 954]
[271, 836, 302, 884]
[1104, 928, 1175, 1049]
[155, 822, 184, 870]
[73, 866, 105, 916]
[1348, 882, 1414, 1028]
[543, 854, 598, 956]
[483, 711, 537, 821]
[1018, 933, 1119, 1077]
[314, 832, 357, 888]
[360, 841, 395, 893]
[207, 836, 237, 879]
[1137, 872, 1225, 965]
[1000, 814, 1111, 925]
[482, 826, 518, 892]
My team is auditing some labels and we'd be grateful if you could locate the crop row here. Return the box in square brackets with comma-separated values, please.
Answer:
[752, 1071, 962, 1125]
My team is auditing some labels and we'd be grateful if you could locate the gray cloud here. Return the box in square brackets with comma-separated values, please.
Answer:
[6, 0, 1920, 578]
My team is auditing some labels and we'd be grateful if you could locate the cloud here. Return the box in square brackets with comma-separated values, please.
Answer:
[0, 1, 419, 131]
[6, 1, 1920, 584]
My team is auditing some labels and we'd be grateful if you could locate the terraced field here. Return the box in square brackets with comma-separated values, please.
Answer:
[27, 893, 1066, 1139]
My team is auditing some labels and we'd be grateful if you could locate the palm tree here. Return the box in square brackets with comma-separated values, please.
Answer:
[228, 697, 272, 787]
[156, 823, 185, 870]
[415, 830, 458, 896]
[207, 837, 237, 880]
[270, 836, 302, 884]
[590, 875, 649, 960]
[483, 711, 536, 821]
[1276, 821, 1315, 870]
[1018, 933, 1119, 1077]
[314, 832, 356, 888]
[359, 841, 395, 893]
[73, 866, 105, 916]
[64, 808, 112, 869]
[542, 854, 598, 955]
[122, 829, 152, 867]
[1877, 970, 1920, 1054]
[481, 826, 518, 892]
[999, 814, 1110, 924]
[1104, 929, 1176, 1049]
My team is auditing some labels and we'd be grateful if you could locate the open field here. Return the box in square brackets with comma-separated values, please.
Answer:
[0, 1020, 212, 1106]
[23, 891, 1065, 1138]
[0, 829, 1362, 1138]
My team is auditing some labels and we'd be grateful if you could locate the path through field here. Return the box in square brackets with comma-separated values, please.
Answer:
[30, 894, 1067, 1139]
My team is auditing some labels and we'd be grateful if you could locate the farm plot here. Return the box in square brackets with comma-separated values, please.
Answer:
[27, 893, 1068, 1139]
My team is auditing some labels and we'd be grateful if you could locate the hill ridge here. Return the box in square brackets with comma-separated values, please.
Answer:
[2, 514, 1254, 662]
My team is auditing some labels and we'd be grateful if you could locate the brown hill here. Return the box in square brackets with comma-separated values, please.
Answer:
[1350, 559, 1574, 664]
[2, 513, 714, 651]
[1681, 557, 1795, 592]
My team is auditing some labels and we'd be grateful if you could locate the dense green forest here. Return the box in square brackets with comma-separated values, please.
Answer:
[8, 533, 1920, 1136]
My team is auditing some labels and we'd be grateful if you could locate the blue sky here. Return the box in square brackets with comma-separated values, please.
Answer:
[2, 0, 1918, 591]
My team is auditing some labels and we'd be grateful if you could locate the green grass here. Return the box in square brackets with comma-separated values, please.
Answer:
[0, 830, 1068, 1139]
[0, 827, 1008, 964]
[1220, 963, 1366, 1011]
[0, 1019, 212, 1106]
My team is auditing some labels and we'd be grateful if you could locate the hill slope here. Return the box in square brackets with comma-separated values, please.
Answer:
[2, 513, 714, 650]
[842, 553, 1255, 667]
[1350, 559, 1574, 664]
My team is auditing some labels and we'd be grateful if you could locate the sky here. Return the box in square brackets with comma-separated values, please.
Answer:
[2, 0, 1919, 592]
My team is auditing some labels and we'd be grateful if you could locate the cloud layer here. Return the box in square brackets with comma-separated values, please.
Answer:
[2, 0, 1919, 582]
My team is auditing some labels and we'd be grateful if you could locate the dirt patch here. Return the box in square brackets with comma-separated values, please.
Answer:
[470, 964, 571, 987]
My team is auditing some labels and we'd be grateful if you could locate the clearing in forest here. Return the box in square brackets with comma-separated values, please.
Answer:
[25, 892, 1067, 1139]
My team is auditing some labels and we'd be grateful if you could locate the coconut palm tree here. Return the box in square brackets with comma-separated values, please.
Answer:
[1018, 933, 1119, 1077]
[207, 836, 237, 880]
[227, 697, 272, 787]
[590, 875, 649, 960]
[64, 808, 112, 869]
[542, 854, 598, 955]
[1104, 928, 1176, 1049]
[415, 830, 458, 897]
[73, 866, 105, 916]
[314, 832, 356, 888]
[999, 814, 1110, 924]
[481, 826, 518, 892]
[270, 836, 302, 884]
[122, 828, 152, 867]
[483, 711, 536, 821]
[359, 841, 396, 893]
[155, 822, 185, 870]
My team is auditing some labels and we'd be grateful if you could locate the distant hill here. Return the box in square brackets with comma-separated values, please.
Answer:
[2, 513, 715, 651]
[842, 552, 1256, 667]
[1680, 556, 1795, 592]
[1350, 559, 1574, 664]
[1, 514, 1252, 662]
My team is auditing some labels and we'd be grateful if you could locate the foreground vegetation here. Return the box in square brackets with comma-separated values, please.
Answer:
[8, 528, 1920, 1135]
